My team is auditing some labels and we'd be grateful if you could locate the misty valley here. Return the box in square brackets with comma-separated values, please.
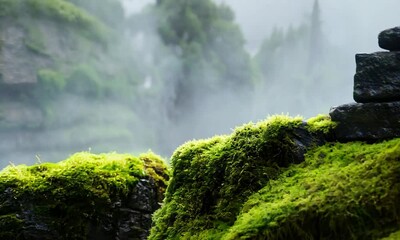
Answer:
[0, 0, 400, 239]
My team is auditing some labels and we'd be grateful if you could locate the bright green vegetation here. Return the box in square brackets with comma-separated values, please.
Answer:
[382, 230, 400, 240]
[150, 115, 400, 239]
[223, 139, 400, 240]
[149, 115, 336, 239]
[306, 114, 337, 134]
[0, 152, 169, 238]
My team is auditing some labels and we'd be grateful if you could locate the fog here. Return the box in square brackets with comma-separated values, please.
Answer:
[115, 0, 400, 157]
[218, 0, 400, 52]
[1, 0, 400, 168]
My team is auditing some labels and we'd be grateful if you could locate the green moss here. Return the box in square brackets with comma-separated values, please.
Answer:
[150, 115, 400, 239]
[222, 139, 400, 239]
[140, 151, 170, 202]
[0, 152, 169, 237]
[150, 115, 333, 240]
[0, 214, 23, 238]
[381, 230, 400, 240]
[306, 114, 337, 134]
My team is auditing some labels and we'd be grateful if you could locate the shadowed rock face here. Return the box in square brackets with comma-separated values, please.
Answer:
[378, 26, 400, 51]
[331, 26, 400, 142]
[353, 52, 400, 103]
[0, 153, 169, 240]
[2, 178, 160, 240]
[330, 101, 400, 141]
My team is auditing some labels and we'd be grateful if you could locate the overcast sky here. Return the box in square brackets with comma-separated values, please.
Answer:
[120, 0, 400, 55]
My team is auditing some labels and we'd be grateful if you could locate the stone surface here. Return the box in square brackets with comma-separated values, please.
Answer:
[0, 152, 169, 240]
[329, 101, 400, 141]
[0, 177, 161, 240]
[378, 26, 400, 51]
[353, 52, 400, 103]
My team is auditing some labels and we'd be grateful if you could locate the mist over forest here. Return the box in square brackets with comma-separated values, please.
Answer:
[0, 0, 399, 167]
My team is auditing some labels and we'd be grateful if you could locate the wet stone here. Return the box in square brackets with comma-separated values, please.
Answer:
[378, 26, 400, 51]
[353, 52, 400, 103]
[329, 101, 400, 141]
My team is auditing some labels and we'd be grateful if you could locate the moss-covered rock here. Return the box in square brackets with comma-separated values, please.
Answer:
[0, 151, 169, 240]
[149, 115, 335, 239]
[150, 115, 400, 239]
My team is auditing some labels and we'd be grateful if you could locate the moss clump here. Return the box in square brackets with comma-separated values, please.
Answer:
[381, 230, 400, 240]
[0, 151, 169, 238]
[306, 114, 337, 135]
[150, 115, 335, 239]
[0, 214, 24, 238]
[150, 114, 400, 239]
[222, 139, 400, 239]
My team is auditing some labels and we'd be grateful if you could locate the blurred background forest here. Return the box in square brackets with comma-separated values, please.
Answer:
[0, 0, 399, 167]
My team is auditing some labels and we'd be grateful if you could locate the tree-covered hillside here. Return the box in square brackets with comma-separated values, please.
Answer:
[0, 0, 255, 165]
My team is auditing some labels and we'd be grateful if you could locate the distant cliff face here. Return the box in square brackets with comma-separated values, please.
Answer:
[0, 0, 151, 165]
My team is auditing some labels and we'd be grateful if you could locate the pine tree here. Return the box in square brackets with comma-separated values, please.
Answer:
[308, 0, 323, 70]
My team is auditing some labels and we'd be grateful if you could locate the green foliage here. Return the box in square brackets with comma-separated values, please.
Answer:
[66, 0, 124, 29]
[0, 152, 169, 237]
[66, 64, 103, 97]
[150, 115, 334, 239]
[0, 0, 16, 17]
[156, 0, 253, 112]
[381, 230, 400, 240]
[24, 23, 47, 54]
[151, 125, 400, 239]
[26, 0, 108, 41]
[37, 69, 66, 97]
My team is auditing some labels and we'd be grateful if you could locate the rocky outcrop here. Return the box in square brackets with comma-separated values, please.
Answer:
[0, 152, 169, 240]
[330, 26, 400, 141]
[149, 114, 400, 240]
[0, 2, 148, 168]
[353, 52, 400, 103]
[378, 26, 400, 51]
[330, 101, 400, 141]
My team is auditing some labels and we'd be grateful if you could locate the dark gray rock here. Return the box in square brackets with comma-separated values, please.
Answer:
[353, 52, 400, 103]
[0, 176, 163, 240]
[378, 26, 400, 51]
[288, 125, 328, 163]
[329, 101, 400, 141]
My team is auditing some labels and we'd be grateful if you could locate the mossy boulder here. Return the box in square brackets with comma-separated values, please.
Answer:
[149, 115, 336, 239]
[0, 151, 169, 240]
[149, 115, 400, 239]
